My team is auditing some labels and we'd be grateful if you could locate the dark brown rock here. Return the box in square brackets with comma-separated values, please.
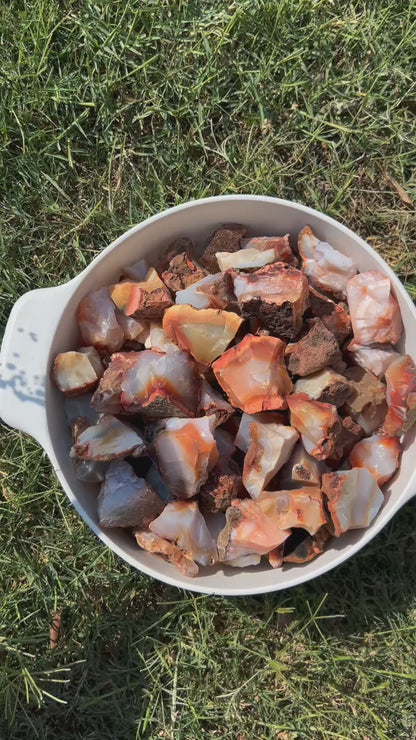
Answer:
[199, 458, 247, 514]
[326, 415, 364, 467]
[162, 252, 208, 293]
[153, 237, 194, 273]
[199, 224, 247, 272]
[308, 286, 352, 343]
[285, 319, 343, 377]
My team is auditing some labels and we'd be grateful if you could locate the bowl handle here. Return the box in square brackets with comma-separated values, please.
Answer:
[0, 284, 72, 451]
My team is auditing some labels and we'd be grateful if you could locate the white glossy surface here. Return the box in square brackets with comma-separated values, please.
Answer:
[1, 195, 416, 595]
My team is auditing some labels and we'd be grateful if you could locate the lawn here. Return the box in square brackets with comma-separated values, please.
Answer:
[1, 0, 416, 738]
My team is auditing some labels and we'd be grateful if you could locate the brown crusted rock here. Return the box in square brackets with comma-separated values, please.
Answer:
[326, 415, 364, 467]
[308, 286, 352, 343]
[285, 319, 343, 377]
[199, 458, 247, 514]
[196, 271, 238, 311]
[92, 352, 140, 414]
[98, 461, 164, 529]
[232, 262, 309, 341]
[294, 368, 352, 407]
[162, 252, 208, 293]
[242, 234, 297, 265]
[110, 268, 173, 320]
[342, 367, 386, 433]
[199, 224, 247, 272]
[153, 237, 194, 273]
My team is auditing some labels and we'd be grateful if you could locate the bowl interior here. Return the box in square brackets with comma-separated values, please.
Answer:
[45, 197, 416, 594]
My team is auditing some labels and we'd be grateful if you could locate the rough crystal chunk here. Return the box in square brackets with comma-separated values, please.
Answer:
[91, 352, 140, 414]
[163, 304, 243, 364]
[322, 468, 384, 535]
[242, 422, 298, 499]
[150, 500, 218, 566]
[70, 415, 146, 461]
[77, 286, 124, 353]
[134, 530, 199, 577]
[345, 340, 400, 378]
[213, 334, 293, 413]
[282, 526, 331, 564]
[198, 379, 235, 425]
[120, 349, 200, 417]
[287, 393, 341, 460]
[98, 461, 164, 528]
[383, 354, 416, 435]
[216, 247, 277, 272]
[294, 368, 352, 407]
[242, 234, 296, 264]
[233, 411, 286, 452]
[298, 225, 357, 299]
[278, 442, 326, 488]
[217, 499, 289, 562]
[346, 271, 403, 345]
[175, 272, 237, 310]
[154, 417, 218, 499]
[53, 347, 104, 396]
[144, 322, 179, 354]
[349, 433, 401, 485]
[110, 268, 173, 319]
[258, 488, 327, 536]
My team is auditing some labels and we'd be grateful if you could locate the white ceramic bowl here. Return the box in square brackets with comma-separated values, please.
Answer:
[1, 195, 415, 595]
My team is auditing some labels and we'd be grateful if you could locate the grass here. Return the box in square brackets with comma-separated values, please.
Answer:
[1, 0, 416, 737]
